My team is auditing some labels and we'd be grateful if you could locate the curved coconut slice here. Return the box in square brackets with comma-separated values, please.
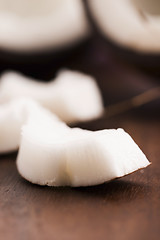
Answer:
[88, 0, 160, 53]
[0, 98, 61, 153]
[0, 70, 103, 123]
[17, 118, 150, 187]
[0, 0, 90, 52]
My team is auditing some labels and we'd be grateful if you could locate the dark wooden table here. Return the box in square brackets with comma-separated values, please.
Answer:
[0, 36, 160, 240]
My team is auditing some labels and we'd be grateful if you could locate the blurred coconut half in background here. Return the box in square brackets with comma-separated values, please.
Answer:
[87, 0, 160, 70]
[0, 0, 90, 67]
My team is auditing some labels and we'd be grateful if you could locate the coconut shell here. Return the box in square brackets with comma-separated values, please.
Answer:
[0, 38, 91, 80]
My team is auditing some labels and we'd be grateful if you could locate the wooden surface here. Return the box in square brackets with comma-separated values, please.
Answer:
[0, 36, 160, 240]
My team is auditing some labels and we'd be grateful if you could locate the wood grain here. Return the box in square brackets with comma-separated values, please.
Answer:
[0, 36, 160, 240]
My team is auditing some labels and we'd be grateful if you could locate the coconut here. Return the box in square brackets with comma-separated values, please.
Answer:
[0, 0, 90, 66]
[0, 98, 61, 153]
[0, 0, 90, 52]
[0, 69, 104, 123]
[87, 0, 160, 69]
[17, 118, 150, 187]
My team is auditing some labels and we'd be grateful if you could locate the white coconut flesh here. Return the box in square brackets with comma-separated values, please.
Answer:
[0, 98, 61, 153]
[0, 0, 90, 52]
[0, 70, 103, 123]
[88, 0, 160, 53]
[17, 119, 150, 187]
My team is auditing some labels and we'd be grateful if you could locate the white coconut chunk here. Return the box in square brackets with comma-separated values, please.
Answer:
[88, 0, 160, 53]
[0, 0, 90, 52]
[0, 70, 103, 123]
[0, 98, 60, 153]
[17, 119, 150, 187]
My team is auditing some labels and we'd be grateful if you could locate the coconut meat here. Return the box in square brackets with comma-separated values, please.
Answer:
[0, 70, 104, 123]
[0, 98, 61, 153]
[0, 96, 150, 186]
[0, 0, 90, 51]
[17, 117, 150, 187]
[88, 0, 160, 52]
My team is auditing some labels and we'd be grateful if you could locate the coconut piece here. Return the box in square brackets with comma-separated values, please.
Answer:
[17, 117, 150, 187]
[0, 70, 103, 123]
[0, 0, 90, 52]
[0, 98, 61, 153]
[88, 0, 160, 53]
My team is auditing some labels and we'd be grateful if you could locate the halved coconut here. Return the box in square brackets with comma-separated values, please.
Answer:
[0, 70, 104, 123]
[88, 0, 160, 53]
[17, 118, 150, 187]
[0, 0, 90, 53]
